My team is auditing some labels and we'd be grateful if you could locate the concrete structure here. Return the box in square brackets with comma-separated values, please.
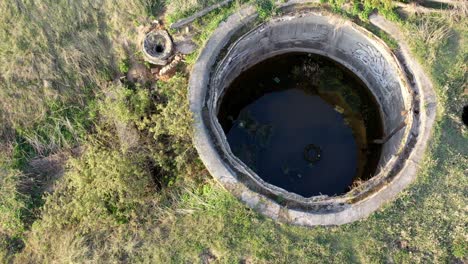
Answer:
[189, 4, 436, 226]
[142, 30, 173, 65]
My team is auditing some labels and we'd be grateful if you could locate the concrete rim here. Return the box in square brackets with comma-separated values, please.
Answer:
[188, 4, 437, 226]
[142, 30, 173, 65]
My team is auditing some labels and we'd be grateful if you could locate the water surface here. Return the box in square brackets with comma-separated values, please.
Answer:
[218, 53, 383, 197]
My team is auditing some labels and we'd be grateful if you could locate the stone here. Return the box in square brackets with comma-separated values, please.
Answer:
[175, 40, 197, 55]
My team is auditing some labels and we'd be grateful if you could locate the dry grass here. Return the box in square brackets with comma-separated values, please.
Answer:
[411, 16, 453, 64]
[415, 17, 452, 44]
[448, 1, 468, 23]
[0, 0, 157, 156]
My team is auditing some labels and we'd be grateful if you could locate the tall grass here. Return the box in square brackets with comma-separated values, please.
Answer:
[0, 156, 28, 262]
[0, 0, 163, 260]
[448, 0, 468, 23]
[410, 16, 453, 64]
[0, 0, 161, 158]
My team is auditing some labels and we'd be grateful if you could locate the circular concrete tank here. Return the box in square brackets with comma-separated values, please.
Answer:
[189, 4, 437, 226]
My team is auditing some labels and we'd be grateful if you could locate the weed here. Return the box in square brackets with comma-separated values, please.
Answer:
[322, 0, 400, 21]
[255, 0, 277, 20]
[407, 15, 454, 66]
[118, 58, 131, 74]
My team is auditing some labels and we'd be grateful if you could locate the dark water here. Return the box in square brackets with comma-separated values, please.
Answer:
[218, 53, 383, 197]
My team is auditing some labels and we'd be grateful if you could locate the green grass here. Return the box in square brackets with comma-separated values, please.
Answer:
[0, 0, 466, 263]
[255, 0, 277, 20]
[321, 0, 399, 21]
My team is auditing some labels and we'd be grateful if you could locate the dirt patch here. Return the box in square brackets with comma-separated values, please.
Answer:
[127, 63, 151, 84]
[200, 249, 217, 264]
[25, 147, 82, 194]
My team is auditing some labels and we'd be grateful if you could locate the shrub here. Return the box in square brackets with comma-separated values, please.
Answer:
[37, 144, 155, 229]
[118, 58, 131, 74]
[99, 84, 152, 127]
[255, 0, 276, 20]
[146, 74, 195, 185]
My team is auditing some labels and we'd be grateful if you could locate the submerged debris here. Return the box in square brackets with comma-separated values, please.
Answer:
[303, 144, 322, 165]
[236, 110, 274, 148]
[218, 53, 384, 197]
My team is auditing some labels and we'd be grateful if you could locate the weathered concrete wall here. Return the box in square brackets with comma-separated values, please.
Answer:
[189, 4, 436, 226]
[211, 14, 412, 167]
